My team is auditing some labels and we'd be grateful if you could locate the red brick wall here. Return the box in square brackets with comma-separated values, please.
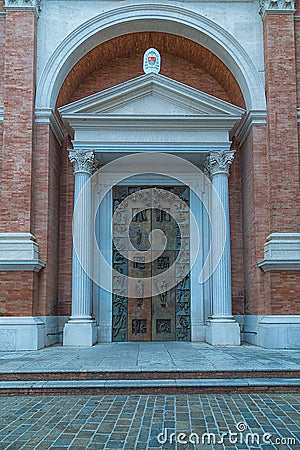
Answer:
[262, 12, 300, 314]
[295, 1, 300, 106]
[1, 11, 36, 232]
[0, 11, 5, 103]
[58, 136, 73, 316]
[269, 270, 300, 315]
[264, 14, 300, 232]
[240, 126, 271, 315]
[0, 272, 38, 316]
[32, 126, 61, 316]
[270, 271, 300, 315]
[0, 10, 38, 318]
[229, 150, 245, 315]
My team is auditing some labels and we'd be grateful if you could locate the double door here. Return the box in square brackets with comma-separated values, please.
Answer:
[112, 186, 190, 342]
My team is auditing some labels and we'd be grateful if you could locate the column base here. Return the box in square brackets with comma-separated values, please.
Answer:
[206, 320, 241, 346]
[63, 320, 97, 347]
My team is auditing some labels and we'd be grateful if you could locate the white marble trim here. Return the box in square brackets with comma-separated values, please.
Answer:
[258, 233, 300, 271]
[0, 233, 46, 272]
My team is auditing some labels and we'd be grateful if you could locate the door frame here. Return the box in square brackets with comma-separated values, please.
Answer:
[93, 173, 210, 342]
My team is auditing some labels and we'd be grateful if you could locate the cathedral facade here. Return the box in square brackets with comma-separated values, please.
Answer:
[0, 0, 299, 350]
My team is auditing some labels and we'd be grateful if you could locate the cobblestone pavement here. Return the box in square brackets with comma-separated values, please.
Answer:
[0, 394, 299, 449]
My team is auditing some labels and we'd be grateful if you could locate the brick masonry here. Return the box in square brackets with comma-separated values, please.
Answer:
[0, 9, 38, 316]
[1, 10, 37, 233]
[0, 271, 37, 316]
[57, 32, 245, 109]
[263, 12, 300, 314]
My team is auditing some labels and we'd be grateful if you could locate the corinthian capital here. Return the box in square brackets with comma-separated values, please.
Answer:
[4, 0, 41, 15]
[204, 151, 235, 178]
[259, 0, 295, 19]
[68, 150, 96, 175]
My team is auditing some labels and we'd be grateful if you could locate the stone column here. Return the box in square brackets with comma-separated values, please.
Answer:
[63, 150, 97, 346]
[204, 151, 240, 345]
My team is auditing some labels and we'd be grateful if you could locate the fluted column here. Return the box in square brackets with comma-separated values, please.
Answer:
[63, 150, 97, 347]
[205, 151, 240, 345]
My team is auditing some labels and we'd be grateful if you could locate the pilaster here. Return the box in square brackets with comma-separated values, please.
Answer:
[2, 0, 38, 233]
[260, 0, 299, 233]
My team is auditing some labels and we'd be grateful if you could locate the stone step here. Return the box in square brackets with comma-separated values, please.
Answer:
[0, 378, 299, 396]
[0, 369, 299, 382]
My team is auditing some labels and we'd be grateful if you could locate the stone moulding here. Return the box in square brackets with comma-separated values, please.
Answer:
[258, 232, 300, 271]
[259, 0, 295, 19]
[4, 0, 41, 16]
[0, 232, 45, 272]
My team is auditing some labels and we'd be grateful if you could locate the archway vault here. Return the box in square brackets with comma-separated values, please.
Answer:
[35, 4, 266, 112]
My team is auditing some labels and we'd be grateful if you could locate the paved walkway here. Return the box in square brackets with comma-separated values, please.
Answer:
[0, 342, 299, 373]
[0, 393, 299, 449]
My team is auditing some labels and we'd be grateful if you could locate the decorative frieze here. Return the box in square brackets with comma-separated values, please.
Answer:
[68, 150, 96, 175]
[259, 0, 295, 19]
[4, 0, 41, 15]
[204, 150, 235, 177]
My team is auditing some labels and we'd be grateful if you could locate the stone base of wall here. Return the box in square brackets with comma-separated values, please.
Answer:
[0, 316, 68, 351]
[235, 315, 300, 349]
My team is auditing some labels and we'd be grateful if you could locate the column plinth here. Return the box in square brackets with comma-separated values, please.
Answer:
[204, 151, 240, 346]
[63, 150, 97, 347]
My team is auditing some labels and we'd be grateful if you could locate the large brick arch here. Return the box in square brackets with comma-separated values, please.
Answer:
[57, 32, 245, 109]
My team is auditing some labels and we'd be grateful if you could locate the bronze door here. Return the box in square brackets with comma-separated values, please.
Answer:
[112, 186, 190, 342]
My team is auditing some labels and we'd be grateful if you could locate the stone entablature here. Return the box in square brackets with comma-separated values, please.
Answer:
[259, 0, 295, 19]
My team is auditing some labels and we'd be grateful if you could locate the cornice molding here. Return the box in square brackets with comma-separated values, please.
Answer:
[58, 74, 245, 117]
[259, 0, 295, 20]
[231, 110, 267, 146]
[0, 106, 3, 122]
[258, 233, 300, 271]
[4, 0, 41, 16]
[35, 108, 64, 143]
[0, 232, 46, 272]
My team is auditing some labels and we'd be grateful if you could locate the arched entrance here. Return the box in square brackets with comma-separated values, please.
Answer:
[38, 5, 266, 347]
[59, 72, 244, 346]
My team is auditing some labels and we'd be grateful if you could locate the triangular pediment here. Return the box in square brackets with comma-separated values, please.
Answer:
[58, 73, 245, 118]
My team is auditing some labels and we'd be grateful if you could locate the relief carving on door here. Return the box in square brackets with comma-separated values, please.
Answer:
[112, 186, 190, 341]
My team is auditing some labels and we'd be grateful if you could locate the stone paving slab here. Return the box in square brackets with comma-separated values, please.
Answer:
[0, 342, 299, 374]
[0, 394, 299, 449]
